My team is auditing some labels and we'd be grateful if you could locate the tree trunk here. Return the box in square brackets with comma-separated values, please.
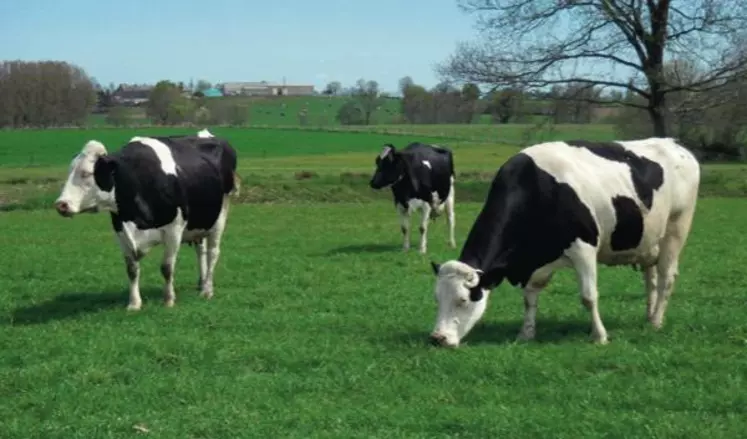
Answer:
[648, 106, 667, 137]
[647, 89, 667, 137]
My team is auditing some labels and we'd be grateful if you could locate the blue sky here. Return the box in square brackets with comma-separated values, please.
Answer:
[0, 0, 479, 94]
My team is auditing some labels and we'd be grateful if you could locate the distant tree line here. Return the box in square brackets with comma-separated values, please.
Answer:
[0, 60, 96, 128]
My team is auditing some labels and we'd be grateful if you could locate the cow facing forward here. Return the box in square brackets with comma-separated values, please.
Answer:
[428, 138, 700, 347]
[54, 129, 239, 310]
[369, 142, 456, 253]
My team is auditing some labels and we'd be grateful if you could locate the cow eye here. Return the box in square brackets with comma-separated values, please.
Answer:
[80, 171, 93, 178]
[456, 297, 468, 307]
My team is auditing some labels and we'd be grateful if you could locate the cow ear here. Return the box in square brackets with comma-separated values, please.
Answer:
[430, 261, 441, 276]
[93, 155, 117, 192]
[379, 144, 396, 161]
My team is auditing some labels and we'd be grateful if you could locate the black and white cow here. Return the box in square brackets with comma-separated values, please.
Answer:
[369, 142, 456, 253]
[428, 137, 700, 347]
[54, 129, 239, 311]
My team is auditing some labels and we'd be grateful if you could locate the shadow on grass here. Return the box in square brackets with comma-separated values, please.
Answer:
[8, 288, 162, 326]
[393, 316, 629, 347]
[322, 243, 401, 256]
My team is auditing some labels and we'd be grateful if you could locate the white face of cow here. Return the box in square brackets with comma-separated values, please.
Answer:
[429, 261, 489, 348]
[54, 140, 112, 217]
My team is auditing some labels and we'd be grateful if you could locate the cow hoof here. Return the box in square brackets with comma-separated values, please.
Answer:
[200, 290, 214, 300]
[126, 303, 142, 311]
[164, 299, 175, 308]
[419, 248, 427, 254]
[448, 241, 457, 249]
[591, 334, 609, 345]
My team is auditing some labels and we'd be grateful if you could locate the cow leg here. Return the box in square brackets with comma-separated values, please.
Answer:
[644, 266, 658, 321]
[397, 204, 411, 252]
[516, 273, 552, 341]
[161, 230, 183, 308]
[517, 287, 541, 341]
[571, 245, 608, 344]
[201, 199, 230, 299]
[418, 202, 432, 254]
[650, 206, 696, 329]
[124, 254, 142, 311]
[195, 239, 207, 291]
[445, 180, 456, 249]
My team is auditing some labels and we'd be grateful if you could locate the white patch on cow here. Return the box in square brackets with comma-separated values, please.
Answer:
[130, 136, 178, 175]
[197, 128, 214, 138]
[422, 160, 432, 169]
[523, 138, 699, 265]
[379, 146, 392, 159]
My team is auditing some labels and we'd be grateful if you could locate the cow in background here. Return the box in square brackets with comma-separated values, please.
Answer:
[369, 142, 456, 254]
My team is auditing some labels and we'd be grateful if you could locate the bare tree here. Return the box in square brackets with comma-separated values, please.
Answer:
[437, 0, 747, 136]
[352, 79, 385, 125]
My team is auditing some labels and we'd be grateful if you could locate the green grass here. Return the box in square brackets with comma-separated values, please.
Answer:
[87, 95, 406, 127]
[2, 125, 747, 212]
[1, 199, 746, 438]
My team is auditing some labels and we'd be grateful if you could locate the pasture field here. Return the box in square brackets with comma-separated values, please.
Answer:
[0, 124, 609, 211]
[1, 199, 747, 438]
[88, 96, 408, 127]
[2, 124, 747, 213]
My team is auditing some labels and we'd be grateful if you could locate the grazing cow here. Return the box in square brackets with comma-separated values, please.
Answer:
[369, 142, 456, 253]
[428, 137, 700, 347]
[54, 129, 239, 310]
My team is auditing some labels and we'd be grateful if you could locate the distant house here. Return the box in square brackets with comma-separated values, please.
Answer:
[199, 87, 223, 98]
[112, 84, 153, 106]
[219, 80, 315, 97]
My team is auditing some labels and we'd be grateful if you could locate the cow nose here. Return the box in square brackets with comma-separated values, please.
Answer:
[54, 200, 70, 215]
[429, 332, 448, 346]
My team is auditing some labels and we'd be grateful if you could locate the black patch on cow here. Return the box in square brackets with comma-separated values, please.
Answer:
[94, 135, 237, 233]
[565, 140, 664, 209]
[369, 142, 454, 211]
[160, 262, 173, 280]
[124, 256, 138, 280]
[458, 153, 599, 293]
[610, 195, 644, 251]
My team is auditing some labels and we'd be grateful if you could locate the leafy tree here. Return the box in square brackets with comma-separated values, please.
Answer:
[146, 80, 182, 124]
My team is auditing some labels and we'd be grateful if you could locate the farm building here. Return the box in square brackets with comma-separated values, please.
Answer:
[112, 84, 154, 106]
[219, 81, 315, 97]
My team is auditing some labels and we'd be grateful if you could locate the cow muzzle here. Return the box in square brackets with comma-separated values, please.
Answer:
[54, 200, 74, 218]
[428, 332, 459, 348]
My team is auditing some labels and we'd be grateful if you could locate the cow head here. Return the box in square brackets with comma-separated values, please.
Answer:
[428, 260, 489, 348]
[369, 144, 405, 189]
[54, 140, 116, 217]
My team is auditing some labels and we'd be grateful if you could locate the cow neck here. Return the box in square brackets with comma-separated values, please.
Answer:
[457, 205, 506, 274]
